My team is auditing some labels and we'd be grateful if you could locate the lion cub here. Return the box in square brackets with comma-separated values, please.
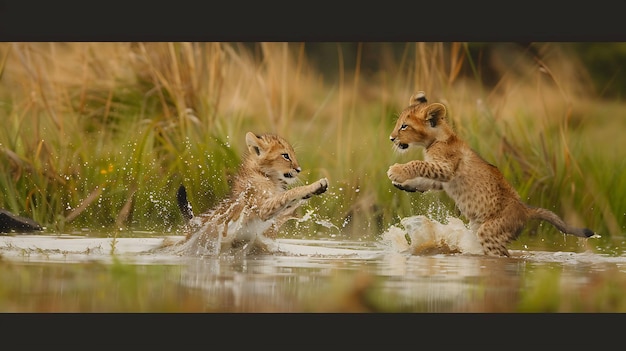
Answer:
[175, 132, 328, 256]
[387, 92, 594, 257]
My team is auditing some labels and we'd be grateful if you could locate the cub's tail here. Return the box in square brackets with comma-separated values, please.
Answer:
[177, 185, 194, 221]
[529, 206, 594, 238]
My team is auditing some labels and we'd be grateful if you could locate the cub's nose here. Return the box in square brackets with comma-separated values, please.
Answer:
[390, 136, 395, 142]
[295, 167, 301, 173]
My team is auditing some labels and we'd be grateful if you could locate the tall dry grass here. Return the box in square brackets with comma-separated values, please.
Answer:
[0, 42, 622, 253]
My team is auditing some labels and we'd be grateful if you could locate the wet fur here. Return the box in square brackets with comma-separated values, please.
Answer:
[176, 132, 328, 256]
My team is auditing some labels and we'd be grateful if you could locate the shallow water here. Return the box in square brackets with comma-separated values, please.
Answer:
[2, 223, 625, 312]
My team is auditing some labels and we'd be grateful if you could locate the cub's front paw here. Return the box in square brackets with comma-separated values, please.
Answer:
[392, 181, 420, 193]
[313, 178, 329, 195]
[387, 163, 408, 184]
[303, 178, 328, 199]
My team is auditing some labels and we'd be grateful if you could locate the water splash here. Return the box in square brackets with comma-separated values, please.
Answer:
[296, 209, 340, 232]
[381, 215, 484, 255]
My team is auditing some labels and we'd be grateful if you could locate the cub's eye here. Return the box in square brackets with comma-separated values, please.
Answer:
[282, 153, 291, 161]
[400, 124, 408, 131]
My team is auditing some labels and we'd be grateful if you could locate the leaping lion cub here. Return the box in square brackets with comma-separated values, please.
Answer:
[175, 132, 328, 256]
[387, 92, 594, 257]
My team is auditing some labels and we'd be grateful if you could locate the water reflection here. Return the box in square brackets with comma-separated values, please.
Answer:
[1, 234, 625, 312]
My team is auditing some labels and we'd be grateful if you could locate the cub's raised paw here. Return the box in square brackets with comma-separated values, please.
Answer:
[313, 178, 329, 195]
[392, 181, 420, 193]
[303, 178, 328, 199]
[387, 164, 407, 184]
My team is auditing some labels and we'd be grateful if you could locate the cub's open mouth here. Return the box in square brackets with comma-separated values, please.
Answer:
[398, 143, 409, 149]
[284, 173, 294, 178]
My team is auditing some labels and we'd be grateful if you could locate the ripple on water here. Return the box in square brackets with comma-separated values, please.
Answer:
[0, 218, 622, 267]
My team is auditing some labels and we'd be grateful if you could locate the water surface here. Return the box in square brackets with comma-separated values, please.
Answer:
[1, 226, 624, 312]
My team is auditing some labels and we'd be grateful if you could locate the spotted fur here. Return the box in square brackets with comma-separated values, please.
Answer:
[387, 92, 594, 257]
[175, 132, 328, 256]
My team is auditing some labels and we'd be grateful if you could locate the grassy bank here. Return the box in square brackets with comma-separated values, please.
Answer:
[0, 42, 623, 254]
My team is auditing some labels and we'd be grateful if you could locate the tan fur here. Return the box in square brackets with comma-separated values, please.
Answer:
[387, 92, 594, 257]
[177, 132, 328, 256]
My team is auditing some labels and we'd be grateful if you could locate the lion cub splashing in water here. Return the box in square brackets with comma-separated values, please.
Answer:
[386, 92, 594, 257]
[175, 132, 328, 256]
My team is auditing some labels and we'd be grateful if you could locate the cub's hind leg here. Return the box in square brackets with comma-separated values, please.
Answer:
[474, 220, 514, 257]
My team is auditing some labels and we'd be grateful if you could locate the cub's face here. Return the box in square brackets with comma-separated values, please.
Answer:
[245, 132, 301, 186]
[390, 92, 447, 151]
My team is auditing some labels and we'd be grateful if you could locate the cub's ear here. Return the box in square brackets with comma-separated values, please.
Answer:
[245, 132, 266, 156]
[409, 91, 427, 105]
[425, 103, 446, 127]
